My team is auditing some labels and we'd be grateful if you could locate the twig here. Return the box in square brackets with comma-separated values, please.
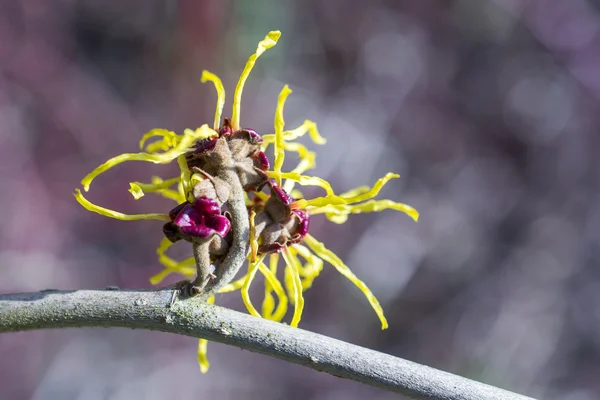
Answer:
[201, 166, 250, 299]
[191, 241, 212, 293]
[0, 289, 535, 400]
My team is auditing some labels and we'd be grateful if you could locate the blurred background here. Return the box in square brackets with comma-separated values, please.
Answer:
[1, 0, 599, 399]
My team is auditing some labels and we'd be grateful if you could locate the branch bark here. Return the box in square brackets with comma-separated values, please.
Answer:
[0, 289, 535, 400]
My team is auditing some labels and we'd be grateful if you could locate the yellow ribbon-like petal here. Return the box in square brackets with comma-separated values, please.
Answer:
[149, 238, 196, 285]
[128, 183, 144, 200]
[241, 255, 267, 318]
[197, 296, 215, 373]
[249, 210, 258, 262]
[258, 262, 288, 322]
[81, 125, 216, 192]
[267, 171, 335, 196]
[302, 234, 389, 330]
[138, 129, 178, 153]
[262, 253, 280, 319]
[231, 31, 281, 130]
[311, 199, 420, 223]
[281, 143, 317, 193]
[292, 244, 324, 290]
[201, 70, 226, 130]
[128, 176, 183, 202]
[273, 85, 293, 186]
[218, 276, 247, 293]
[294, 173, 400, 208]
[74, 189, 170, 221]
[177, 154, 192, 199]
[281, 248, 304, 327]
[262, 120, 326, 146]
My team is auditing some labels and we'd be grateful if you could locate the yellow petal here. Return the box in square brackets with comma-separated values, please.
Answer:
[177, 154, 192, 199]
[281, 119, 326, 144]
[81, 124, 216, 192]
[240, 255, 267, 318]
[201, 70, 226, 130]
[290, 189, 304, 199]
[262, 282, 276, 319]
[258, 261, 288, 322]
[293, 244, 324, 290]
[231, 31, 281, 130]
[149, 259, 195, 284]
[267, 172, 334, 197]
[218, 275, 247, 293]
[303, 234, 389, 330]
[138, 129, 178, 152]
[310, 199, 420, 223]
[197, 295, 215, 373]
[262, 253, 280, 318]
[339, 185, 370, 198]
[273, 85, 293, 186]
[297, 173, 399, 208]
[128, 183, 145, 200]
[74, 189, 170, 221]
[283, 260, 295, 305]
[249, 210, 258, 262]
[197, 338, 210, 373]
[342, 173, 399, 203]
[262, 120, 326, 145]
[129, 176, 184, 204]
[281, 143, 317, 193]
[281, 248, 304, 327]
[149, 238, 196, 285]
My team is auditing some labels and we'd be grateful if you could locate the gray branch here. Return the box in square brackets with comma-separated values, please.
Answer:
[0, 289, 535, 400]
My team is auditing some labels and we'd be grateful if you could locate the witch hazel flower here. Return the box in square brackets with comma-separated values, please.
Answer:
[74, 31, 419, 373]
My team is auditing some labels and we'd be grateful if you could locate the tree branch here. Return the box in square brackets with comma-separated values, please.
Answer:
[0, 289, 535, 400]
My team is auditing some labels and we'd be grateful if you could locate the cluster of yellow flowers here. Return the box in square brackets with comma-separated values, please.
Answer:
[75, 31, 418, 372]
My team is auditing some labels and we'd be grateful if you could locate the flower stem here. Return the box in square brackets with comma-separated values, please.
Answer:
[199, 166, 250, 299]
[191, 241, 212, 293]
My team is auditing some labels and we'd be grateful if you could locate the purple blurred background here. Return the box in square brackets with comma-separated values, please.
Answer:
[2, 1, 600, 399]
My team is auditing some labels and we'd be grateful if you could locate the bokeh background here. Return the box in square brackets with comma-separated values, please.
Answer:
[1, 1, 599, 399]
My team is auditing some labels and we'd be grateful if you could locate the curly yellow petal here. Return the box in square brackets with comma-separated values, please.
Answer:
[268, 172, 334, 197]
[285, 143, 316, 171]
[282, 120, 326, 144]
[149, 238, 196, 285]
[139, 129, 178, 152]
[339, 185, 370, 198]
[128, 183, 144, 200]
[197, 338, 210, 373]
[281, 248, 304, 328]
[218, 275, 247, 293]
[249, 210, 258, 262]
[201, 70, 226, 130]
[177, 155, 192, 198]
[262, 281, 276, 319]
[74, 189, 170, 221]
[81, 125, 216, 192]
[262, 120, 326, 146]
[197, 295, 215, 374]
[283, 260, 295, 305]
[258, 262, 288, 322]
[262, 253, 281, 318]
[293, 244, 324, 290]
[232, 31, 281, 130]
[311, 199, 420, 223]
[282, 143, 317, 193]
[273, 85, 293, 186]
[241, 256, 267, 318]
[129, 176, 184, 203]
[303, 234, 388, 330]
[295, 173, 399, 208]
